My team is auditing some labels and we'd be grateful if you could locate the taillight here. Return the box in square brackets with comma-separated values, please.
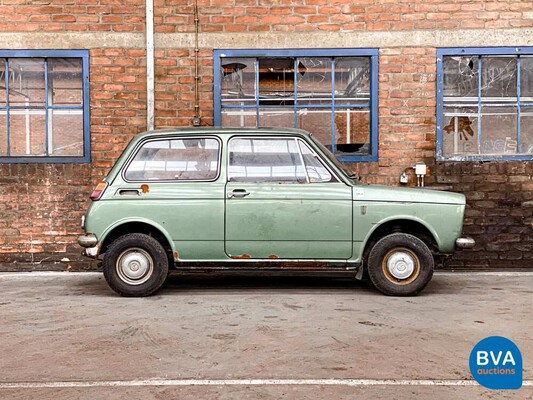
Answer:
[90, 182, 108, 201]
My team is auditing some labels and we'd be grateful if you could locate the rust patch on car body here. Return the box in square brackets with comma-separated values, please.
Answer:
[230, 254, 252, 259]
[173, 251, 179, 260]
[268, 254, 279, 259]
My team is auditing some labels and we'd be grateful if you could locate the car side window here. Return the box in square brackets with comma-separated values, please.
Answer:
[298, 140, 336, 183]
[124, 138, 220, 181]
[228, 138, 307, 183]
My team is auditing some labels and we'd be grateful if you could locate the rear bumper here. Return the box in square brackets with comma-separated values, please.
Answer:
[456, 237, 475, 249]
[78, 234, 98, 248]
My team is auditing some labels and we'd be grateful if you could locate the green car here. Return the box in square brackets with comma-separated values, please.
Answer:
[78, 128, 474, 297]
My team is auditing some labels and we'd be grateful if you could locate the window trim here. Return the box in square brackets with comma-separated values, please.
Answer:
[436, 47, 533, 161]
[214, 48, 379, 162]
[0, 49, 90, 163]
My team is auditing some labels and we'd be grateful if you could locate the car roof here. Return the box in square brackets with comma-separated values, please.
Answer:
[135, 127, 313, 141]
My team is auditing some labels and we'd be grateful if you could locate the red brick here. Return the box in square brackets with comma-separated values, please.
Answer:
[51, 14, 76, 22]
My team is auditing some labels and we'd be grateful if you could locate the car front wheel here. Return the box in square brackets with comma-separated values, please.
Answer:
[367, 233, 434, 296]
[103, 233, 169, 297]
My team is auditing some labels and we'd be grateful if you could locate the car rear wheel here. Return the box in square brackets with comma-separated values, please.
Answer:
[367, 233, 434, 296]
[103, 233, 169, 297]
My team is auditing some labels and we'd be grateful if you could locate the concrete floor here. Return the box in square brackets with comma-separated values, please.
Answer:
[0, 271, 531, 399]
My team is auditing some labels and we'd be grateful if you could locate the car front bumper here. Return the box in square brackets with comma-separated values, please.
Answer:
[456, 237, 475, 249]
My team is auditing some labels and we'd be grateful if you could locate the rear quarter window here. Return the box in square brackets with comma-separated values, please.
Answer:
[124, 137, 220, 181]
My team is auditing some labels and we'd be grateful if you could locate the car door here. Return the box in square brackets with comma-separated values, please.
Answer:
[117, 136, 226, 260]
[225, 136, 353, 260]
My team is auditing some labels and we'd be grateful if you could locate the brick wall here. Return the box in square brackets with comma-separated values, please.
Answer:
[0, 1, 145, 32]
[0, 0, 532, 270]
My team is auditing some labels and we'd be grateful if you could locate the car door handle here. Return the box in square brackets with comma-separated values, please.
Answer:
[118, 189, 141, 196]
[227, 189, 250, 198]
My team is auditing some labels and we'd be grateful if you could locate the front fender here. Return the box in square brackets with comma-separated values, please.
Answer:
[353, 201, 465, 258]
[361, 215, 442, 250]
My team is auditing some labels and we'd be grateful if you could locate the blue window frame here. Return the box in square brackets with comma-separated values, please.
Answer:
[214, 49, 379, 162]
[437, 47, 533, 161]
[0, 49, 90, 163]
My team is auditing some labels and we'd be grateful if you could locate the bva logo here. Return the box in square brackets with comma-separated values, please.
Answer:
[469, 336, 522, 390]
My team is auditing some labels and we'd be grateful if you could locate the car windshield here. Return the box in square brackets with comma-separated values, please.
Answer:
[308, 135, 359, 182]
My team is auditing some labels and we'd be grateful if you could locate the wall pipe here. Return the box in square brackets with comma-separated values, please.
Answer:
[193, 0, 200, 126]
[146, 0, 155, 131]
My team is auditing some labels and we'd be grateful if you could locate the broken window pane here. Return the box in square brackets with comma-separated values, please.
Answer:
[259, 57, 294, 105]
[296, 57, 332, 105]
[481, 57, 517, 99]
[480, 107, 517, 154]
[8, 58, 45, 107]
[221, 58, 256, 106]
[443, 56, 479, 98]
[442, 107, 479, 156]
[520, 56, 533, 101]
[335, 57, 370, 105]
[334, 108, 370, 154]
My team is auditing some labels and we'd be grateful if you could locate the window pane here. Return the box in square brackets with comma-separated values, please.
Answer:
[221, 58, 256, 107]
[298, 140, 334, 183]
[442, 107, 479, 156]
[0, 58, 6, 104]
[521, 57, 533, 101]
[259, 57, 294, 106]
[259, 107, 294, 128]
[480, 107, 517, 154]
[0, 114, 6, 156]
[296, 108, 332, 147]
[443, 56, 479, 98]
[125, 138, 220, 181]
[8, 58, 45, 107]
[50, 58, 83, 106]
[221, 108, 257, 127]
[9, 111, 46, 156]
[335, 57, 370, 105]
[296, 57, 332, 105]
[334, 108, 370, 155]
[228, 138, 305, 183]
[521, 107, 533, 154]
[481, 57, 517, 99]
[51, 110, 83, 156]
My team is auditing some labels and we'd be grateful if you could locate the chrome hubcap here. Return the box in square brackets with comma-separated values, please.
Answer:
[116, 248, 153, 285]
[387, 251, 415, 280]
